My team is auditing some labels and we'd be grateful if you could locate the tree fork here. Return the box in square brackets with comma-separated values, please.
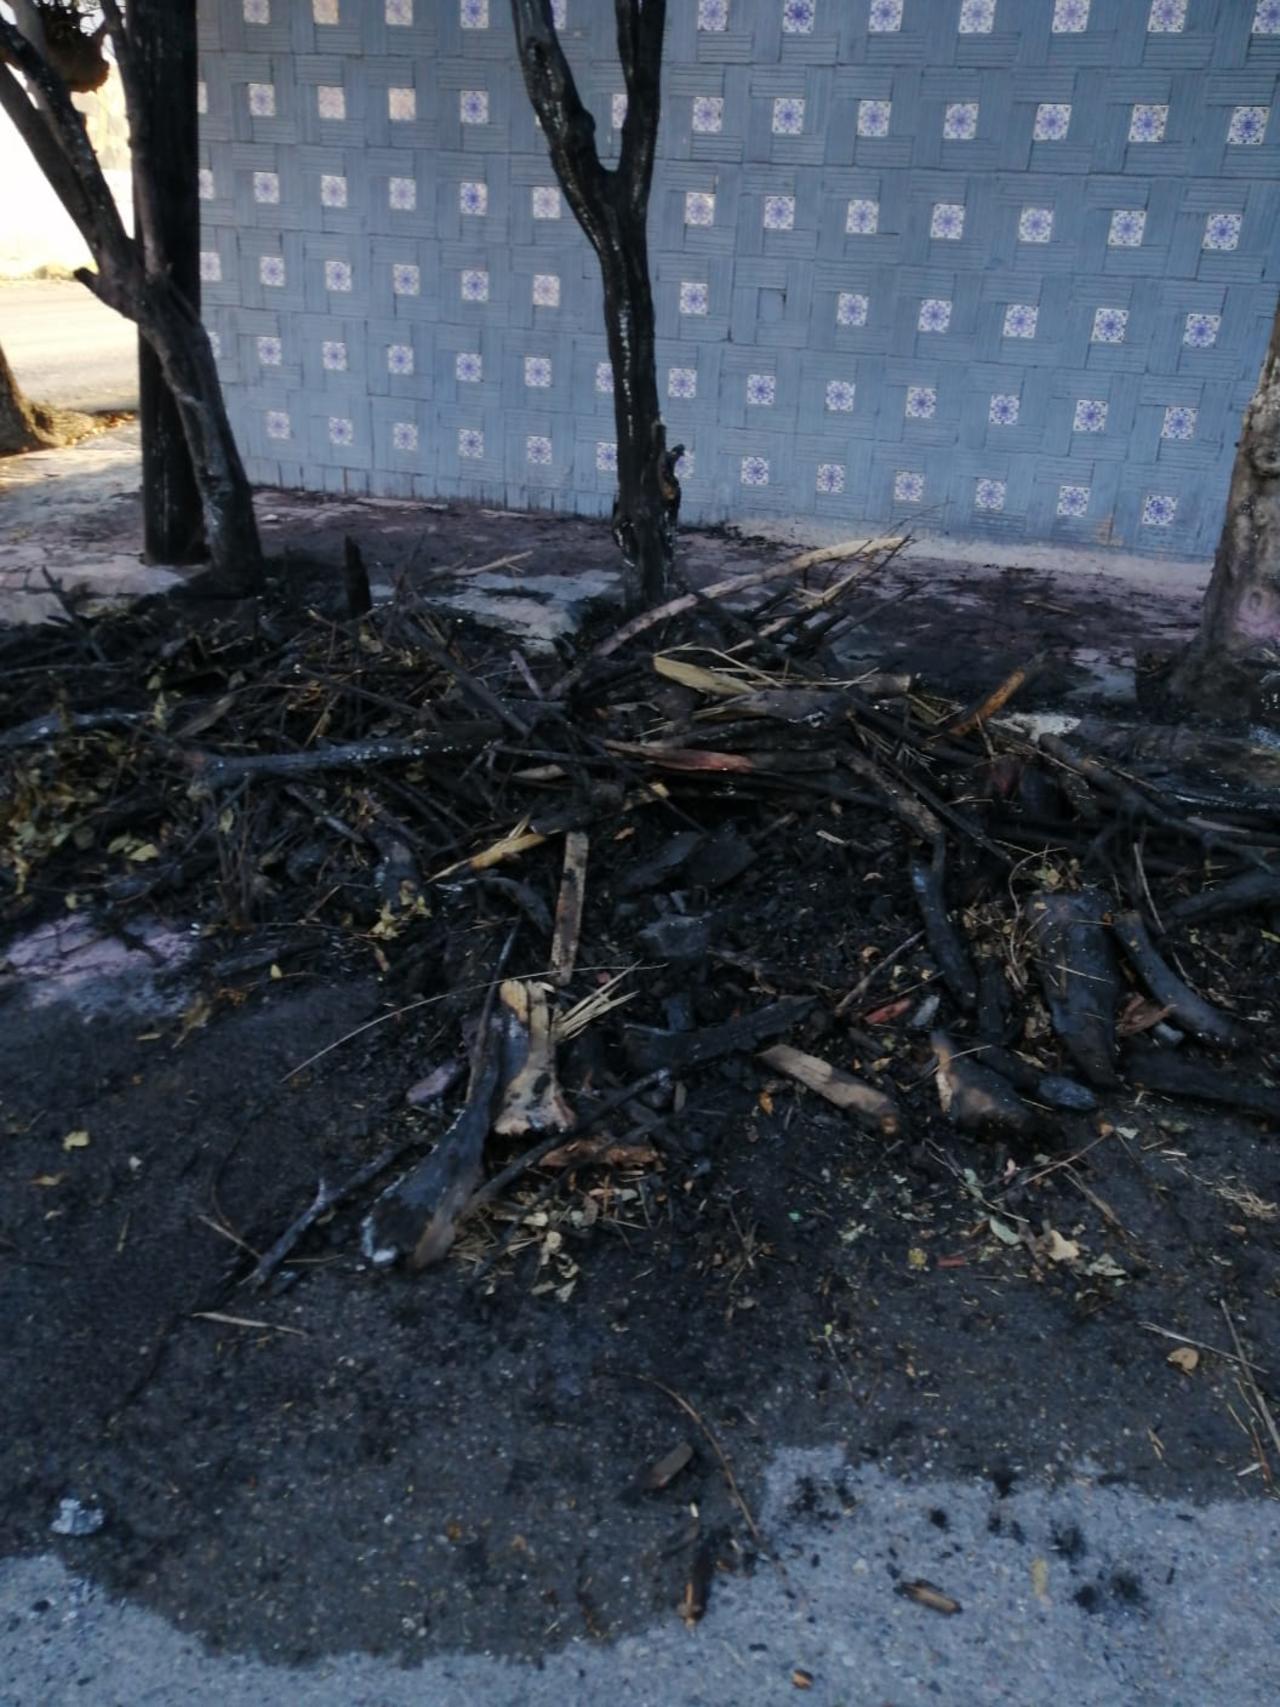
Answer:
[511, 0, 678, 607]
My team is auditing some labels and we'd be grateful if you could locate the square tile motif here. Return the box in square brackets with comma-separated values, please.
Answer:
[959, 0, 995, 29]
[764, 196, 796, 230]
[679, 282, 709, 315]
[846, 198, 879, 235]
[324, 260, 352, 292]
[455, 353, 483, 381]
[692, 97, 724, 133]
[698, 0, 729, 28]
[320, 175, 347, 208]
[392, 423, 418, 452]
[532, 187, 562, 219]
[388, 88, 416, 122]
[1057, 484, 1090, 517]
[837, 292, 869, 327]
[253, 172, 279, 204]
[869, 0, 903, 29]
[894, 471, 925, 502]
[1129, 104, 1168, 144]
[930, 203, 965, 240]
[1148, 0, 1186, 27]
[1183, 312, 1221, 348]
[975, 479, 1006, 512]
[387, 344, 414, 375]
[858, 100, 891, 138]
[905, 386, 936, 419]
[669, 367, 697, 399]
[772, 98, 806, 135]
[1161, 405, 1197, 440]
[943, 103, 978, 141]
[816, 463, 846, 493]
[1142, 494, 1177, 525]
[1108, 209, 1147, 248]
[1003, 303, 1038, 338]
[524, 356, 552, 388]
[918, 298, 952, 333]
[826, 380, 856, 412]
[389, 177, 417, 211]
[248, 83, 276, 117]
[460, 270, 489, 302]
[1034, 104, 1071, 141]
[685, 191, 716, 227]
[1228, 107, 1269, 146]
[1203, 212, 1242, 251]
[1073, 398, 1109, 433]
[1018, 206, 1054, 243]
[988, 393, 1019, 425]
[1052, 0, 1090, 29]
[460, 91, 489, 125]
[741, 455, 770, 485]
[746, 374, 777, 406]
[781, 1, 815, 33]
[527, 436, 553, 466]
[1092, 307, 1129, 344]
[532, 274, 560, 307]
[458, 429, 484, 460]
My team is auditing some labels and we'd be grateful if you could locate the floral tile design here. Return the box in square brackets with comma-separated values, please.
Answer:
[595, 362, 614, 394]
[1128, 104, 1167, 143]
[1073, 398, 1108, 433]
[324, 259, 352, 291]
[320, 174, 347, 207]
[389, 177, 417, 210]
[816, 462, 845, 493]
[1003, 303, 1037, 338]
[328, 416, 354, 447]
[1147, 0, 1185, 28]
[943, 102, 978, 141]
[524, 356, 552, 388]
[837, 292, 869, 327]
[746, 373, 777, 405]
[1018, 206, 1053, 243]
[693, 97, 724, 133]
[460, 90, 489, 125]
[930, 202, 965, 240]
[1052, 0, 1090, 30]
[1108, 209, 1146, 247]
[825, 380, 856, 411]
[387, 344, 414, 375]
[698, 0, 729, 29]
[869, 0, 903, 30]
[905, 385, 936, 418]
[253, 172, 279, 204]
[773, 97, 806, 135]
[1034, 103, 1071, 141]
[1203, 212, 1242, 251]
[679, 282, 709, 315]
[257, 336, 282, 366]
[458, 428, 484, 459]
[392, 263, 420, 295]
[846, 198, 879, 235]
[741, 455, 770, 485]
[764, 195, 796, 229]
[460, 270, 489, 302]
[781, 0, 815, 34]
[975, 478, 1006, 511]
[1228, 106, 1269, 146]
[918, 298, 952, 333]
[392, 422, 418, 452]
[669, 367, 697, 399]
[260, 255, 286, 287]
[1092, 307, 1129, 344]
[685, 191, 716, 227]
[958, 0, 995, 30]
[527, 435, 552, 465]
[1161, 404, 1197, 440]
[1057, 484, 1090, 516]
[989, 393, 1019, 425]
[1142, 494, 1177, 525]
[321, 340, 347, 371]
[858, 100, 892, 138]
[317, 85, 344, 120]
[894, 471, 925, 502]
[532, 186, 562, 219]
[265, 410, 291, 441]
[455, 352, 482, 381]
[1183, 312, 1221, 348]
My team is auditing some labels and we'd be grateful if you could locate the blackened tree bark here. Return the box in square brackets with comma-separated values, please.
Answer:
[510, 0, 680, 607]
[0, 337, 94, 454]
[1172, 296, 1280, 714]
[133, 2, 205, 566]
[0, 3, 261, 591]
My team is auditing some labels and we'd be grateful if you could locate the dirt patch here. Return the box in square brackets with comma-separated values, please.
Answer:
[0, 505, 1276, 1667]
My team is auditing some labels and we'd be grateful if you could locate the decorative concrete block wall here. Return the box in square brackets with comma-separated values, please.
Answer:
[197, 0, 1280, 556]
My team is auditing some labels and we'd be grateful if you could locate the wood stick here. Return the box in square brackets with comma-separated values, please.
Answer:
[759, 1043, 901, 1135]
[189, 723, 499, 789]
[1112, 910, 1249, 1049]
[550, 830, 589, 986]
[943, 653, 1045, 740]
[910, 850, 978, 1009]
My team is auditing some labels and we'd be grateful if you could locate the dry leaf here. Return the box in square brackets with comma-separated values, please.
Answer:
[988, 1217, 1022, 1247]
[61, 1129, 90, 1151]
[31, 1173, 66, 1187]
[1031, 1557, 1050, 1602]
[1167, 1346, 1199, 1375]
[897, 1580, 961, 1616]
[1044, 1228, 1080, 1263]
[907, 1246, 928, 1270]
[791, 1670, 815, 1690]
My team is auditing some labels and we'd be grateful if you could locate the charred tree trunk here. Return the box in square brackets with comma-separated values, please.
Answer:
[1172, 295, 1280, 714]
[133, 0, 205, 566]
[0, 339, 46, 455]
[0, 336, 93, 454]
[511, 0, 678, 608]
[0, 4, 262, 593]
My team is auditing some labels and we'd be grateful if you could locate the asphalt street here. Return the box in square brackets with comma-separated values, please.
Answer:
[0, 280, 137, 413]
[2, 1454, 1277, 1707]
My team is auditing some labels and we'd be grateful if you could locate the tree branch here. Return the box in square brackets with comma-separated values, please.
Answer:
[509, 0, 611, 253]
[0, 20, 132, 264]
[614, 0, 665, 215]
[98, 0, 164, 276]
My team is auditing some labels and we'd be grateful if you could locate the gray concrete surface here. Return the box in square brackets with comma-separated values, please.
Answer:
[3, 1454, 1276, 1707]
[0, 280, 137, 412]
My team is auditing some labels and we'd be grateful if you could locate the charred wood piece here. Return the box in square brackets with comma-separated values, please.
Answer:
[1027, 889, 1121, 1088]
[1112, 911, 1248, 1050]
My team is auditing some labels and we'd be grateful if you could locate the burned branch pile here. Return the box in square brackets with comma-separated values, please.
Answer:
[3, 543, 1279, 1278]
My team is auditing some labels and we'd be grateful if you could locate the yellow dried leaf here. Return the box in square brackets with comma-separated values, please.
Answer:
[758, 1089, 775, 1115]
[269, 963, 284, 980]
[907, 1246, 928, 1270]
[1045, 1229, 1080, 1263]
[127, 842, 160, 863]
[1167, 1347, 1199, 1375]
[31, 1173, 66, 1187]
[62, 1129, 90, 1151]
